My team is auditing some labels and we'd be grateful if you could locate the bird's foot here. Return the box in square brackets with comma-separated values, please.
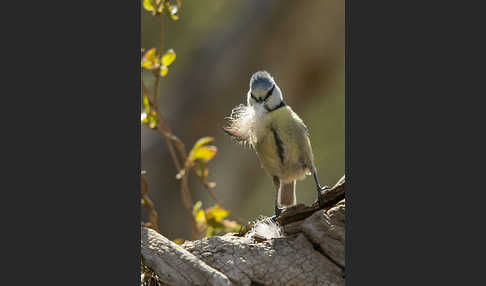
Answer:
[271, 204, 282, 221]
[317, 185, 330, 208]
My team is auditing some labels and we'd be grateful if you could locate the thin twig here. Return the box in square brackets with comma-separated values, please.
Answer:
[141, 171, 161, 233]
[142, 14, 199, 239]
[141, 9, 245, 239]
[149, 90, 198, 238]
[142, 79, 187, 161]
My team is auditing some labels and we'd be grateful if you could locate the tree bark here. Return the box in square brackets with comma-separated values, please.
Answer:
[141, 176, 345, 286]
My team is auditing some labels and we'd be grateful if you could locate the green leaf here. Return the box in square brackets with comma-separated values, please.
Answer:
[161, 49, 176, 66]
[163, 2, 179, 20]
[145, 48, 157, 61]
[173, 238, 185, 245]
[141, 92, 152, 126]
[187, 137, 217, 170]
[192, 137, 215, 152]
[147, 112, 158, 129]
[191, 146, 217, 163]
[142, 92, 150, 113]
[141, 61, 153, 70]
[160, 66, 168, 77]
[206, 225, 215, 236]
[141, 48, 159, 70]
[143, 0, 156, 15]
[157, 2, 164, 13]
[195, 209, 205, 223]
[192, 201, 202, 216]
[168, 13, 179, 21]
[141, 112, 148, 124]
[205, 205, 229, 222]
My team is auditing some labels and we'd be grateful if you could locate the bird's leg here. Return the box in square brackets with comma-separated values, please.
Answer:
[312, 168, 329, 208]
[274, 199, 281, 216]
[271, 176, 282, 221]
[271, 201, 282, 222]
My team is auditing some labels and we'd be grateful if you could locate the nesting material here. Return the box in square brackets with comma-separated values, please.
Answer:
[224, 103, 266, 147]
[245, 216, 284, 241]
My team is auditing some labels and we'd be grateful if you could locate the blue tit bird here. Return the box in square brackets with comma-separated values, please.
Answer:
[224, 71, 328, 218]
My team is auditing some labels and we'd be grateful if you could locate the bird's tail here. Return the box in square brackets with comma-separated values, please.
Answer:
[278, 180, 296, 207]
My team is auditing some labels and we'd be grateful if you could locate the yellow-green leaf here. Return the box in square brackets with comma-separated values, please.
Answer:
[141, 112, 148, 124]
[142, 48, 158, 70]
[163, 2, 179, 20]
[161, 49, 176, 66]
[188, 137, 217, 165]
[141, 61, 153, 70]
[190, 146, 217, 163]
[143, 0, 156, 14]
[160, 66, 168, 77]
[206, 205, 229, 222]
[145, 48, 156, 61]
[192, 201, 202, 216]
[195, 209, 205, 223]
[147, 112, 158, 129]
[206, 225, 215, 236]
[142, 92, 150, 113]
[192, 137, 214, 152]
[173, 238, 184, 245]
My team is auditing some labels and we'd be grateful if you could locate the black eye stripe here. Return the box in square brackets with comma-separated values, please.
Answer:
[251, 85, 275, 103]
[263, 85, 275, 101]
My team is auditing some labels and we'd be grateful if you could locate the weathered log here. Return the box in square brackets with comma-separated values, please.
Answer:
[141, 227, 232, 286]
[141, 175, 346, 286]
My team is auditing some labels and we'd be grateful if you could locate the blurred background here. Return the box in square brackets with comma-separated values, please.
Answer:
[141, 0, 344, 240]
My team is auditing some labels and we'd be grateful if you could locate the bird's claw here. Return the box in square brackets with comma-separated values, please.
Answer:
[317, 185, 329, 208]
[274, 202, 282, 217]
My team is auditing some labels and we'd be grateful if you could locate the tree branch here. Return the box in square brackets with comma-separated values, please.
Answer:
[141, 175, 346, 286]
[276, 175, 345, 226]
[141, 227, 232, 286]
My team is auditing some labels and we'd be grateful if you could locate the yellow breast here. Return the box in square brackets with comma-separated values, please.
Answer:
[255, 106, 314, 181]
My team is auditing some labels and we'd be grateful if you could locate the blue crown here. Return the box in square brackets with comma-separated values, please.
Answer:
[250, 71, 274, 91]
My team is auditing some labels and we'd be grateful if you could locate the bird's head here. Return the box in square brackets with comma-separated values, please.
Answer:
[247, 71, 283, 111]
